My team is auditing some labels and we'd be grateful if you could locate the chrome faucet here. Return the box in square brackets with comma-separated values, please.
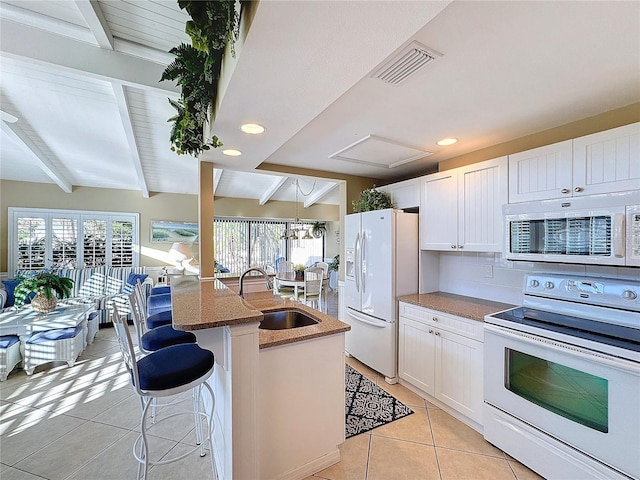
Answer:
[239, 267, 273, 298]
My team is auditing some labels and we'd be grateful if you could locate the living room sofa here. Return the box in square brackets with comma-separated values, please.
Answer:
[1, 266, 153, 325]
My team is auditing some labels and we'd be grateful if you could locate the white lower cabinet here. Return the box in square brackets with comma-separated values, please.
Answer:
[398, 302, 484, 427]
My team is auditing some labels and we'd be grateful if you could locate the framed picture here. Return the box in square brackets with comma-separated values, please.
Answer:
[151, 220, 199, 243]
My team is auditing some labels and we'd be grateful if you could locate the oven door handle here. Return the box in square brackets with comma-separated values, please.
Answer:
[484, 323, 640, 373]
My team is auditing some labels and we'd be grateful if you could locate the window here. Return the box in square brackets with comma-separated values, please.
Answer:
[9, 208, 139, 274]
[213, 218, 324, 275]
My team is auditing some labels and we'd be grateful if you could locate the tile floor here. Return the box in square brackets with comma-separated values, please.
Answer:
[1, 291, 543, 479]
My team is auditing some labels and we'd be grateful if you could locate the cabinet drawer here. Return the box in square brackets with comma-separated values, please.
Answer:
[399, 302, 483, 341]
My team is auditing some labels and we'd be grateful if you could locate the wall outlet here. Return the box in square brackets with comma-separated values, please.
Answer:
[484, 264, 493, 278]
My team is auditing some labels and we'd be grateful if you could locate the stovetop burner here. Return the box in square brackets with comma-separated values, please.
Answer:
[491, 306, 640, 354]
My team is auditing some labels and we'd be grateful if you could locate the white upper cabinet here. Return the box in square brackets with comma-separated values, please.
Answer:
[508, 140, 573, 203]
[377, 178, 420, 209]
[509, 123, 640, 203]
[420, 170, 458, 251]
[458, 157, 508, 252]
[572, 123, 640, 196]
[421, 156, 507, 252]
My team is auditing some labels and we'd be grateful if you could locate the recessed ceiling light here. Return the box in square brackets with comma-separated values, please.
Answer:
[437, 137, 458, 146]
[240, 123, 265, 134]
[222, 149, 242, 156]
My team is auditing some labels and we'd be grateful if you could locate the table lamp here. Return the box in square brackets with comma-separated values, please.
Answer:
[168, 242, 193, 273]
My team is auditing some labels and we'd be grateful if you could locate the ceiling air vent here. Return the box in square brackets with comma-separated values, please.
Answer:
[371, 41, 441, 86]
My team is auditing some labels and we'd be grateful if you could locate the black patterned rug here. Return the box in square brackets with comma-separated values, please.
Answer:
[345, 364, 414, 438]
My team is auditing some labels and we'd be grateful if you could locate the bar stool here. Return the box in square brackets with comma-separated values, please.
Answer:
[129, 287, 195, 353]
[112, 306, 217, 480]
[146, 293, 173, 329]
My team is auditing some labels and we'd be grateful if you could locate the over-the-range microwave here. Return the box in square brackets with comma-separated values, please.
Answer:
[503, 190, 640, 266]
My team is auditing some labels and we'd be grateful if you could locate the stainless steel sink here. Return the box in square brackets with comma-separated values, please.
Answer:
[259, 310, 319, 330]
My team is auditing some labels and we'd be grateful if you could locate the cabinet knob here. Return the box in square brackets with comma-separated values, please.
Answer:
[450, 245, 456, 249]
[429, 329, 434, 334]
[561, 188, 570, 194]
[458, 245, 463, 249]
[574, 186, 584, 193]
[435, 331, 440, 336]
[432, 317, 438, 322]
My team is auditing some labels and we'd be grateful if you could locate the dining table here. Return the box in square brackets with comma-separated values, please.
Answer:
[275, 272, 329, 298]
[275, 272, 305, 297]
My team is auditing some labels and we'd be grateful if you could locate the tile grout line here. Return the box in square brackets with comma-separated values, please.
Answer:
[425, 402, 444, 480]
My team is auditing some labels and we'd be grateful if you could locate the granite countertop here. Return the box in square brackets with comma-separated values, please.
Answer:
[169, 276, 350, 349]
[397, 292, 515, 322]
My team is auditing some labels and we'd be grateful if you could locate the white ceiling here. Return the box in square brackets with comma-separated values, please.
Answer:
[1, 1, 639, 206]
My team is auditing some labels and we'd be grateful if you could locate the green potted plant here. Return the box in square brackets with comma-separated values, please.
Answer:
[328, 254, 340, 272]
[161, 1, 240, 157]
[14, 270, 74, 313]
[352, 187, 394, 212]
[293, 264, 306, 279]
[311, 221, 327, 238]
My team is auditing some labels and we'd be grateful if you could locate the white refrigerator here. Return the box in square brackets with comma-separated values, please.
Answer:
[343, 208, 418, 382]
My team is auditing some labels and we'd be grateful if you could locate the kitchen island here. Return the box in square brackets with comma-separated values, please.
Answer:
[169, 276, 350, 480]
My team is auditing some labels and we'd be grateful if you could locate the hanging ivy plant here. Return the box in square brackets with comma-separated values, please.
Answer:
[161, 1, 240, 157]
[352, 187, 394, 213]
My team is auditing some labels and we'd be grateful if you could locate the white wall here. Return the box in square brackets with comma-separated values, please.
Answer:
[422, 251, 639, 305]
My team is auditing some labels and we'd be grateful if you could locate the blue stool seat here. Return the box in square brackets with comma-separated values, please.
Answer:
[146, 310, 173, 329]
[151, 285, 171, 295]
[141, 325, 196, 352]
[27, 325, 84, 343]
[136, 343, 214, 391]
[0, 335, 20, 348]
[147, 293, 172, 316]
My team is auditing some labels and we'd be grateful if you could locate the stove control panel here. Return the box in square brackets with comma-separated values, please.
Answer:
[523, 274, 639, 311]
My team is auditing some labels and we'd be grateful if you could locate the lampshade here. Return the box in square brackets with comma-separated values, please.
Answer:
[168, 242, 192, 262]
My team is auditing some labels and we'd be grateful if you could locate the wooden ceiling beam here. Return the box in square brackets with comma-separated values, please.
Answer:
[304, 182, 337, 208]
[112, 84, 150, 198]
[1, 120, 72, 193]
[75, 0, 114, 50]
[259, 176, 288, 205]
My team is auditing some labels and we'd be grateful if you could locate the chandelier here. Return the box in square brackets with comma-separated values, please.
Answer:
[281, 179, 316, 240]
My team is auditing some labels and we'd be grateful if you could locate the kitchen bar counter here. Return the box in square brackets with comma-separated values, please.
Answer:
[398, 292, 514, 321]
[168, 275, 349, 479]
[170, 277, 349, 348]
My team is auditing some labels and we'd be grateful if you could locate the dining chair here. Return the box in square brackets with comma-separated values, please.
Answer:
[315, 261, 330, 306]
[111, 305, 217, 480]
[295, 267, 323, 311]
[275, 261, 295, 296]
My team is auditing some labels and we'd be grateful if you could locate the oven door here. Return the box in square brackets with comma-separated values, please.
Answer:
[484, 323, 640, 479]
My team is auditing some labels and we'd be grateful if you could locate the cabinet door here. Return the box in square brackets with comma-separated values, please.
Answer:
[391, 178, 420, 209]
[572, 123, 640, 196]
[420, 171, 458, 250]
[508, 140, 573, 202]
[398, 316, 435, 395]
[434, 329, 484, 424]
[458, 156, 508, 252]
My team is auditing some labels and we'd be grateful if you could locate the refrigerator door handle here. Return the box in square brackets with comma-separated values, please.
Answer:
[346, 307, 389, 328]
[354, 233, 361, 292]
[361, 233, 366, 294]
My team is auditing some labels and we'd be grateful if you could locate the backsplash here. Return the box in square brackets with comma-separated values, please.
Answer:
[426, 251, 639, 305]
